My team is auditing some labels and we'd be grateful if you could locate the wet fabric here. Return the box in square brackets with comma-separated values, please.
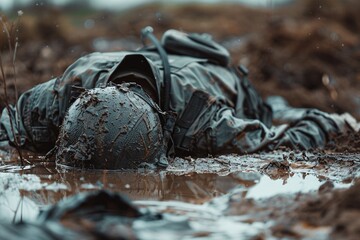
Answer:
[0, 47, 350, 156]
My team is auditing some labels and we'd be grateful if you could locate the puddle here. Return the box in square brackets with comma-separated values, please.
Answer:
[246, 174, 351, 199]
[0, 190, 39, 223]
[0, 149, 359, 239]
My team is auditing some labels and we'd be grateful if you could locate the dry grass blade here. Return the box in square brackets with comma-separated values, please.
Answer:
[0, 14, 27, 166]
[12, 195, 24, 223]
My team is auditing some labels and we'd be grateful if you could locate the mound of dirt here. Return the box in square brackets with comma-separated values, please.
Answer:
[326, 131, 360, 153]
[297, 180, 360, 240]
[237, 0, 360, 117]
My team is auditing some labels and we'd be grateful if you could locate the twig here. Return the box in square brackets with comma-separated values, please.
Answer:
[0, 15, 26, 166]
[12, 195, 23, 223]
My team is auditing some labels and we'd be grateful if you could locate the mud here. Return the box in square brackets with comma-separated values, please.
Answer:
[326, 131, 360, 153]
[2, 0, 360, 118]
[0, 149, 359, 239]
[1, 0, 360, 239]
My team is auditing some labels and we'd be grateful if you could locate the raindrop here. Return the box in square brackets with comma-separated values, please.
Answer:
[84, 19, 95, 29]
[155, 12, 162, 22]
[330, 32, 338, 41]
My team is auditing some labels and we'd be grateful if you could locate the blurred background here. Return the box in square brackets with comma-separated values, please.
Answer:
[1, 0, 360, 118]
[1, 0, 293, 11]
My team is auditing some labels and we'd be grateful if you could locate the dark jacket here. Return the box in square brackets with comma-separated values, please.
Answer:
[0, 45, 345, 156]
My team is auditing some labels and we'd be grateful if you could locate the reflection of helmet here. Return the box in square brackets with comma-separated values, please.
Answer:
[56, 84, 164, 169]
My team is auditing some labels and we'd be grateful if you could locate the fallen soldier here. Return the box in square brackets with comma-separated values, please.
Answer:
[0, 27, 358, 169]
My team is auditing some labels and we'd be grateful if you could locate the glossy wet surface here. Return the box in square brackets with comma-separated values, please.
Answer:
[0, 149, 359, 239]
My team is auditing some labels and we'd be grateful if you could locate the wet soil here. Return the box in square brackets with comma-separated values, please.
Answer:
[1, 149, 359, 239]
[326, 130, 360, 153]
[1, 0, 360, 239]
[1, 0, 360, 118]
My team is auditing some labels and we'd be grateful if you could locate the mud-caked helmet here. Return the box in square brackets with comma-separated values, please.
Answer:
[55, 84, 165, 169]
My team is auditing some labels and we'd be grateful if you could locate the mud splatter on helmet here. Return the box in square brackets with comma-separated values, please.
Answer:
[56, 84, 164, 169]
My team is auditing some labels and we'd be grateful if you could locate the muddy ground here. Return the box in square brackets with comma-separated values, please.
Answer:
[1, 0, 360, 117]
[0, 0, 360, 239]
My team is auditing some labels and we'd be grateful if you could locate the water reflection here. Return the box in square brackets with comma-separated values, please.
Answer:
[0, 161, 251, 206]
[0, 157, 335, 208]
[246, 174, 323, 199]
[0, 191, 39, 223]
[0, 173, 41, 223]
[48, 168, 248, 204]
[0, 149, 355, 226]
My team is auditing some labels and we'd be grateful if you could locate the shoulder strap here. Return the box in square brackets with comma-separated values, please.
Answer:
[161, 29, 230, 66]
[141, 26, 172, 112]
[140, 26, 177, 166]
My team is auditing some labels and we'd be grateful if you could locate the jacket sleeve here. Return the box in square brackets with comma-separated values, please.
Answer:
[188, 101, 345, 155]
[0, 52, 125, 152]
[0, 74, 100, 152]
[1, 78, 63, 152]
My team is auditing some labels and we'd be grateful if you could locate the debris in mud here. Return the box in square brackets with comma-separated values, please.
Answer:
[260, 159, 290, 179]
[318, 180, 334, 194]
[325, 131, 360, 153]
[296, 180, 360, 240]
[225, 179, 360, 240]
[0, 149, 359, 239]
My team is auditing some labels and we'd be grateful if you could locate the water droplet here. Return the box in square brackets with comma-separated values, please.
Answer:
[155, 12, 162, 22]
[84, 19, 95, 29]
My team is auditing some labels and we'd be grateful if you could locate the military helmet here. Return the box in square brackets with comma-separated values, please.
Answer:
[55, 84, 164, 169]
